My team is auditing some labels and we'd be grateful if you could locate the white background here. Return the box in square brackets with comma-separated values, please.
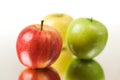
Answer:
[0, 0, 120, 80]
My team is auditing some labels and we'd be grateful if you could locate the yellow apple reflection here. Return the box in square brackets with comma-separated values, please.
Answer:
[66, 58, 105, 80]
[18, 67, 60, 80]
[52, 48, 74, 77]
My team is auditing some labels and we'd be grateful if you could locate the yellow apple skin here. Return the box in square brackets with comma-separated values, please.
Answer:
[51, 48, 74, 77]
[43, 13, 73, 48]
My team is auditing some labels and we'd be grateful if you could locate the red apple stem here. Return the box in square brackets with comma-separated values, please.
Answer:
[41, 20, 44, 30]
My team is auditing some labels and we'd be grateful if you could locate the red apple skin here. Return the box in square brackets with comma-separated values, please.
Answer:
[16, 24, 62, 69]
[18, 67, 60, 80]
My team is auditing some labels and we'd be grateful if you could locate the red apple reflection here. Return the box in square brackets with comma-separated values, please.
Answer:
[18, 67, 60, 80]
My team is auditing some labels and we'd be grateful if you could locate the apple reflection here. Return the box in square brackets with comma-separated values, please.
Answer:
[18, 67, 60, 80]
[66, 58, 105, 80]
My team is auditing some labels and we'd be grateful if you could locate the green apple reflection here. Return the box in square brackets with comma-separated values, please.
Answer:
[18, 67, 60, 80]
[66, 58, 105, 80]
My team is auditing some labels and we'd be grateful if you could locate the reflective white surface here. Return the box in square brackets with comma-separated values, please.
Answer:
[0, 0, 120, 80]
[0, 27, 120, 80]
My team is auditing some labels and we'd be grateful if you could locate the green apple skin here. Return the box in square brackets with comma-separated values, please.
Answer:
[43, 13, 73, 48]
[66, 18, 108, 59]
[66, 58, 105, 80]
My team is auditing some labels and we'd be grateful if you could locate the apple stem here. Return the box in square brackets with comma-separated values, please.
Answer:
[41, 20, 44, 30]
[90, 17, 93, 22]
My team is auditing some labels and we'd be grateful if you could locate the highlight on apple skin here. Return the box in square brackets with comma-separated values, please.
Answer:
[16, 21, 62, 69]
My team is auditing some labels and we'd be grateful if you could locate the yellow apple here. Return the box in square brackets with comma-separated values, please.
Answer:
[51, 48, 74, 77]
[43, 13, 74, 78]
[43, 13, 73, 48]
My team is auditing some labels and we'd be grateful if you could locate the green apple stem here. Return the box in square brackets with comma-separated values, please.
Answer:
[41, 20, 44, 30]
[90, 17, 93, 22]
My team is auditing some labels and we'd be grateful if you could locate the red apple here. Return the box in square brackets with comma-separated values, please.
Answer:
[18, 67, 60, 80]
[16, 20, 62, 68]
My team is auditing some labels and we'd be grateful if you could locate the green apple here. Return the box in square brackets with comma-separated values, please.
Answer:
[43, 13, 73, 48]
[66, 58, 105, 80]
[66, 18, 108, 59]
[51, 48, 74, 77]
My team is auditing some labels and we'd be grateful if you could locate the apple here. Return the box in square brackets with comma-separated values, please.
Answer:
[43, 13, 74, 76]
[43, 13, 73, 48]
[16, 20, 62, 69]
[51, 48, 74, 77]
[66, 18, 108, 59]
[66, 58, 105, 80]
[18, 67, 60, 80]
